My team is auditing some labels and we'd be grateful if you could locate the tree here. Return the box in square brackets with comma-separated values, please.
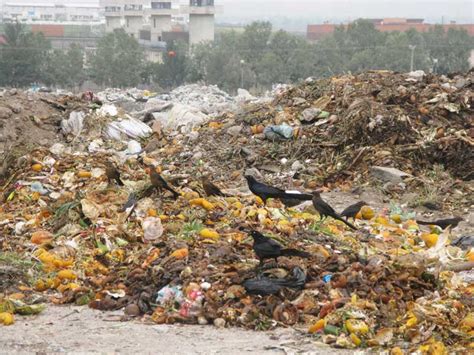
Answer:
[0, 22, 51, 87]
[255, 52, 287, 87]
[313, 35, 346, 77]
[44, 44, 85, 88]
[186, 41, 213, 83]
[269, 30, 301, 64]
[64, 44, 86, 87]
[378, 32, 414, 72]
[90, 29, 144, 87]
[424, 25, 473, 74]
[239, 21, 273, 65]
[334, 20, 387, 73]
[188, 31, 250, 91]
[151, 40, 189, 89]
[346, 19, 384, 50]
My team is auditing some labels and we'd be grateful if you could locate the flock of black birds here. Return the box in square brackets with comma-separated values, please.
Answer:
[104, 161, 464, 269]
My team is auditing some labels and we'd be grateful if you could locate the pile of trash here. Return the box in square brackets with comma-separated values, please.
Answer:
[269, 71, 473, 180]
[156, 84, 236, 115]
[0, 71, 473, 353]
[0, 89, 94, 181]
[0, 144, 472, 352]
[93, 85, 239, 136]
[97, 84, 235, 116]
[165, 71, 472, 208]
[96, 88, 157, 104]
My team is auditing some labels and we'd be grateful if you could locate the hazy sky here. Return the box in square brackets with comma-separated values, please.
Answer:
[4, 0, 473, 25]
[217, 0, 473, 25]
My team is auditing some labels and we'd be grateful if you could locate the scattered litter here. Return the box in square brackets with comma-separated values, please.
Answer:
[0, 71, 472, 353]
[106, 117, 152, 141]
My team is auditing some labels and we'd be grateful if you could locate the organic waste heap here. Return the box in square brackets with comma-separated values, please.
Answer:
[0, 71, 473, 353]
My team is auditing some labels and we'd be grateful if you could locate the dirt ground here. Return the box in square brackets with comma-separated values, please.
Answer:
[0, 305, 351, 354]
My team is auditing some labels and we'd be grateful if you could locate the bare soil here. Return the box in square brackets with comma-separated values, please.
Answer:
[0, 305, 350, 354]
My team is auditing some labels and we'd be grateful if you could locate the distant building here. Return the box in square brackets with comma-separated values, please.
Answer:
[0, 2, 104, 51]
[100, 0, 217, 46]
[148, 1, 177, 42]
[0, 0, 220, 63]
[2, 2, 101, 24]
[307, 19, 474, 41]
[183, 0, 216, 45]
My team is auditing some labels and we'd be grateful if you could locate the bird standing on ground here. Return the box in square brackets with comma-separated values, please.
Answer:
[149, 167, 180, 199]
[245, 175, 313, 205]
[248, 230, 311, 266]
[105, 162, 124, 186]
[201, 176, 227, 197]
[417, 217, 463, 230]
[312, 191, 357, 230]
[340, 201, 367, 221]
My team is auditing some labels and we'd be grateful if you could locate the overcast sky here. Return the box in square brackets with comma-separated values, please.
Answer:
[4, 0, 473, 26]
[217, 0, 473, 22]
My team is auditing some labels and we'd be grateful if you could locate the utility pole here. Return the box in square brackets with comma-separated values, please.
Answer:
[409, 45, 416, 72]
[240, 59, 245, 88]
[433, 58, 439, 74]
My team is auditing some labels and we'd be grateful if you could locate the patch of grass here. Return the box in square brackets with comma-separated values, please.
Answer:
[309, 220, 336, 237]
[54, 200, 80, 220]
[0, 252, 43, 287]
[255, 317, 273, 331]
[408, 166, 447, 209]
[408, 188, 441, 209]
[0, 252, 39, 272]
[181, 220, 204, 239]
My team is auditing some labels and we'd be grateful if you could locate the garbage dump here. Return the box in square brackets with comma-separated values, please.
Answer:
[0, 70, 473, 353]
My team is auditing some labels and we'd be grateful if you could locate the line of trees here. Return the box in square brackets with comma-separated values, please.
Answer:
[0, 20, 472, 91]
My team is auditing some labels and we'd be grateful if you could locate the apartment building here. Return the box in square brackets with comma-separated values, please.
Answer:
[2, 2, 101, 23]
[100, 0, 216, 45]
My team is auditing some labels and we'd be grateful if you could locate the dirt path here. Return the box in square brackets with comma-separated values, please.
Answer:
[0, 305, 350, 354]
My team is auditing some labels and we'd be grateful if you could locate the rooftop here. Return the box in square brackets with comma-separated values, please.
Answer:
[4, 3, 101, 9]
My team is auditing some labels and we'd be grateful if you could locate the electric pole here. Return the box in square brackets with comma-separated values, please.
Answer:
[240, 59, 245, 88]
[409, 45, 416, 72]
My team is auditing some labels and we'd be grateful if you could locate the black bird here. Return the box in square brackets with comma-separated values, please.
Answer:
[340, 201, 367, 221]
[120, 192, 137, 213]
[149, 168, 180, 199]
[417, 217, 463, 230]
[249, 230, 310, 265]
[451, 235, 474, 250]
[280, 196, 307, 208]
[312, 191, 357, 230]
[105, 162, 124, 186]
[245, 175, 313, 205]
[120, 186, 156, 221]
[201, 176, 227, 197]
[280, 178, 307, 207]
[120, 192, 138, 221]
[243, 267, 306, 295]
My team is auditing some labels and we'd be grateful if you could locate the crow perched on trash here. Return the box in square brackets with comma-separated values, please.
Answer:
[243, 267, 306, 295]
[248, 230, 310, 265]
[201, 176, 227, 197]
[245, 175, 313, 205]
[340, 201, 367, 221]
[417, 217, 463, 230]
[312, 191, 357, 230]
[105, 162, 124, 186]
[120, 186, 156, 221]
[280, 195, 307, 208]
[148, 167, 180, 199]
